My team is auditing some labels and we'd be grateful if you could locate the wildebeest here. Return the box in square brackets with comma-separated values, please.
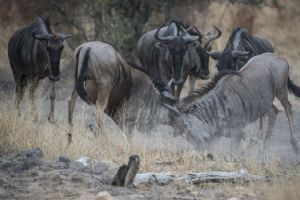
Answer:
[68, 41, 173, 139]
[8, 16, 71, 122]
[134, 20, 206, 101]
[179, 53, 300, 155]
[204, 26, 274, 71]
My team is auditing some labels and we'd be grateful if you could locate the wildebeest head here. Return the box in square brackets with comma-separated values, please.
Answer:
[204, 27, 250, 71]
[32, 32, 71, 81]
[154, 24, 199, 85]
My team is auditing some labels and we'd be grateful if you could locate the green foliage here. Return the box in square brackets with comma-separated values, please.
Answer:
[34, 0, 170, 58]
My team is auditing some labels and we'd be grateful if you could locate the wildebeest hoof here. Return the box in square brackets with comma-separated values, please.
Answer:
[48, 115, 55, 124]
[88, 123, 97, 132]
[67, 133, 72, 144]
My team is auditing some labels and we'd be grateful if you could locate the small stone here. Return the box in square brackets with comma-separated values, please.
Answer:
[77, 156, 92, 167]
[69, 161, 88, 172]
[20, 148, 44, 158]
[227, 198, 239, 200]
[93, 162, 109, 175]
[58, 156, 70, 164]
[95, 191, 114, 200]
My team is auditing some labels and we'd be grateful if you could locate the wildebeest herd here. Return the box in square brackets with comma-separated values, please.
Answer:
[7, 16, 300, 156]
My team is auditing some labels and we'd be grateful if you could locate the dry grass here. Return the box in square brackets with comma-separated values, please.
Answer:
[1, 95, 300, 199]
[0, 92, 275, 175]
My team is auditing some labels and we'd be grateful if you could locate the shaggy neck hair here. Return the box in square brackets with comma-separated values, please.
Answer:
[180, 70, 240, 110]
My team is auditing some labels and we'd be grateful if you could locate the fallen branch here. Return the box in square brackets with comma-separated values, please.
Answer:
[133, 171, 262, 186]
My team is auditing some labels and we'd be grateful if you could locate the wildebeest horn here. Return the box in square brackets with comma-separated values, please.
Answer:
[155, 25, 174, 42]
[56, 33, 72, 40]
[191, 26, 203, 38]
[183, 35, 199, 43]
[32, 33, 52, 40]
[182, 26, 193, 34]
[203, 25, 222, 56]
[231, 50, 250, 58]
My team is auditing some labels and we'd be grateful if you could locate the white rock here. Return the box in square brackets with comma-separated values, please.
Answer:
[77, 156, 92, 167]
[95, 191, 114, 200]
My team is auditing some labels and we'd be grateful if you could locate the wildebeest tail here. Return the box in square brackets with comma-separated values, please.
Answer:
[288, 77, 300, 97]
[76, 47, 92, 105]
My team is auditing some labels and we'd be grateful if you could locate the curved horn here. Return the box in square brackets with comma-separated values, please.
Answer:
[183, 35, 199, 43]
[203, 25, 222, 56]
[32, 32, 52, 40]
[231, 50, 250, 58]
[155, 25, 174, 42]
[191, 26, 203, 38]
[182, 26, 193, 34]
[56, 33, 72, 40]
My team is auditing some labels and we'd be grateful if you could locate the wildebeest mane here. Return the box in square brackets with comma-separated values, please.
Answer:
[31, 16, 53, 35]
[180, 70, 240, 111]
[224, 26, 271, 55]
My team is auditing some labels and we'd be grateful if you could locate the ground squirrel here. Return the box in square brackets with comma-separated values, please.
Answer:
[112, 155, 140, 187]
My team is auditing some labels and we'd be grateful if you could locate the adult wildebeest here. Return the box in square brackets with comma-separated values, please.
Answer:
[135, 20, 212, 101]
[8, 16, 71, 122]
[204, 26, 273, 71]
[179, 53, 300, 155]
[68, 41, 174, 141]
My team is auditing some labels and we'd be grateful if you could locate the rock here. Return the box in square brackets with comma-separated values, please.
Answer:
[93, 161, 109, 175]
[227, 198, 240, 200]
[18, 148, 44, 159]
[5, 148, 44, 160]
[95, 191, 114, 200]
[77, 156, 92, 167]
[69, 160, 91, 172]
[0, 155, 45, 173]
[58, 156, 71, 164]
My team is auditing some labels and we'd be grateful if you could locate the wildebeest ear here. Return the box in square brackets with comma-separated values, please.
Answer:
[154, 41, 168, 49]
[207, 47, 221, 60]
[32, 32, 52, 41]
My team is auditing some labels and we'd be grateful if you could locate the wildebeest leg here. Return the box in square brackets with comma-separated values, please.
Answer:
[67, 87, 78, 144]
[188, 75, 196, 95]
[94, 86, 111, 133]
[29, 78, 39, 117]
[277, 92, 300, 155]
[175, 83, 184, 100]
[48, 81, 56, 123]
[262, 105, 278, 151]
[207, 136, 221, 154]
[171, 83, 176, 97]
[230, 129, 244, 153]
[68, 87, 78, 126]
[15, 75, 27, 111]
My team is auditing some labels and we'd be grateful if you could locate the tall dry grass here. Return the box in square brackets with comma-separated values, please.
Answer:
[0, 90, 279, 175]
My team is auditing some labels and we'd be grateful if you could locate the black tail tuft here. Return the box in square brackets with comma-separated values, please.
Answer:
[288, 77, 300, 97]
[76, 47, 92, 105]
